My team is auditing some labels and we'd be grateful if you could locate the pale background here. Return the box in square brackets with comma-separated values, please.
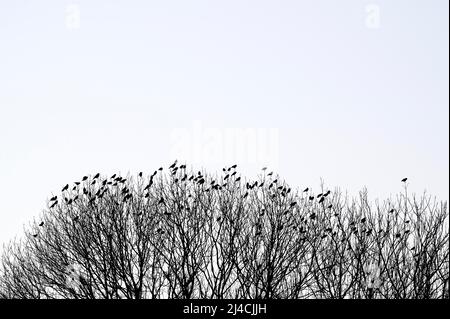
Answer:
[0, 0, 448, 247]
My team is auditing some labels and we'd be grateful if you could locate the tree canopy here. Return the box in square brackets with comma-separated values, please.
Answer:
[0, 162, 448, 299]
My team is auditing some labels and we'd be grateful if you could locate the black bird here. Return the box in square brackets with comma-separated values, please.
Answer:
[401, 178, 408, 182]
[389, 209, 395, 213]
[235, 177, 241, 182]
[74, 182, 80, 186]
[169, 161, 177, 169]
[231, 164, 237, 169]
[361, 217, 366, 223]
[72, 186, 77, 191]
[138, 172, 143, 178]
[50, 196, 57, 201]
[62, 184, 69, 192]
[327, 204, 333, 209]
[267, 172, 273, 176]
[111, 174, 116, 179]
[158, 167, 163, 171]
[303, 188, 309, 192]
[318, 197, 325, 204]
[309, 196, 314, 201]
[50, 201, 57, 208]
[324, 190, 331, 197]
[82, 176, 88, 181]
[39, 221, 44, 227]
[93, 173, 99, 179]
[32, 234, 38, 238]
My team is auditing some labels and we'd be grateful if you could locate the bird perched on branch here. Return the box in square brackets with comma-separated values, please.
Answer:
[39, 221, 44, 227]
[62, 184, 69, 192]
[401, 177, 408, 182]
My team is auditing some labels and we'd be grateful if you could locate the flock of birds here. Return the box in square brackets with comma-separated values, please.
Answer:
[31, 160, 410, 243]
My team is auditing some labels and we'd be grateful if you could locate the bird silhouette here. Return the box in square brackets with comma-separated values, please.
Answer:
[327, 204, 333, 209]
[62, 184, 69, 192]
[32, 234, 38, 238]
[169, 161, 177, 169]
[401, 178, 408, 182]
[50, 196, 57, 201]
[138, 172, 143, 177]
[50, 202, 57, 208]
[94, 173, 100, 179]
[111, 174, 116, 179]
[231, 164, 237, 169]
[82, 176, 88, 181]
[309, 196, 314, 201]
[74, 182, 80, 186]
[318, 197, 325, 204]
[303, 188, 309, 192]
[39, 221, 44, 227]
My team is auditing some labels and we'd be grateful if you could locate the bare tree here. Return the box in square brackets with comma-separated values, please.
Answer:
[0, 163, 448, 299]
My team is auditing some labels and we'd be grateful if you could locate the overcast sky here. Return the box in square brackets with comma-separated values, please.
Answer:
[0, 0, 448, 247]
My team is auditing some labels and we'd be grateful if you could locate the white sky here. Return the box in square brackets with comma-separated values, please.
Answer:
[0, 0, 448, 246]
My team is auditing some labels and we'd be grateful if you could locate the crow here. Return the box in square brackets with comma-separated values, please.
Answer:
[94, 173, 100, 179]
[328, 204, 333, 209]
[401, 177, 407, 182]
[50, 196, 57, 201]
[82, 176, 88, 181]
[138, 172, 143, 178]
[111, 174, 116, 179]
[318, 197, 325, 204]
[303, 187, 309, 192]
[74, 182, 80, 186]
[309, 196, 314, 201]
[169, 161, 177, 169]
[62, 184, 69, 192]
[231, 164, 237, 169]
[32, 234, 38, 238]
[39, 221, 44, 227]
